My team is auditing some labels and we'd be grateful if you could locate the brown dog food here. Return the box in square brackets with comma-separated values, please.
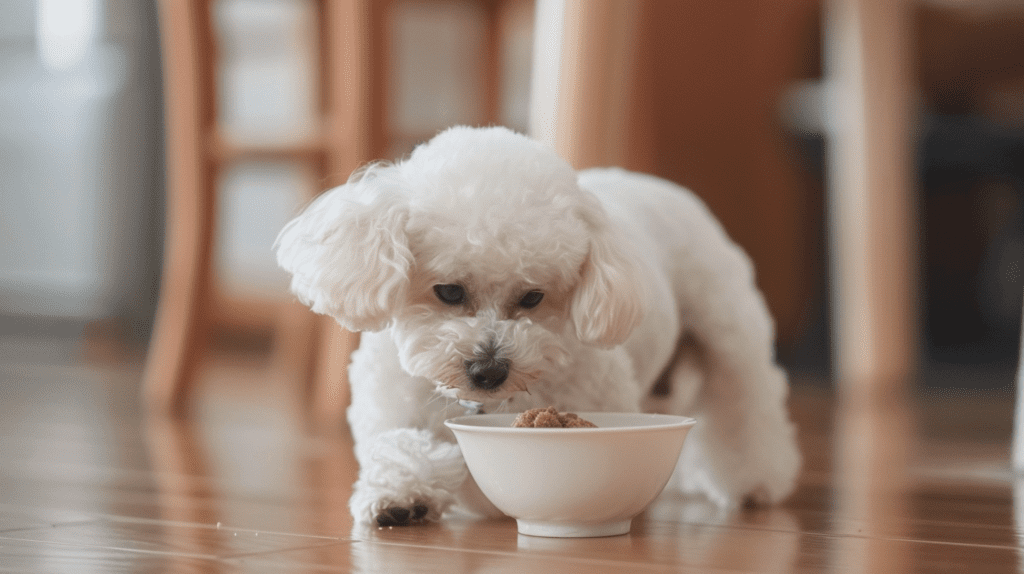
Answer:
[512, 406, 597, 428]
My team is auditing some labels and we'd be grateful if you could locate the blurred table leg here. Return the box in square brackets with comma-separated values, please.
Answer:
[825, 0, 918, 396]
[529, 0, 641, 169]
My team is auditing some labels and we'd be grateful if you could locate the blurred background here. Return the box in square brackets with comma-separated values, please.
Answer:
[2, 0, 1024, 393]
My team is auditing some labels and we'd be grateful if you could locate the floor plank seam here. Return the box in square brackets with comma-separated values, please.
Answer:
[77, 514, 347, 542]
[0, 534, 221, 561]
[219, 540, 354, 561]
[803, 530, 1021, 551]
[0, 519, 106, 536]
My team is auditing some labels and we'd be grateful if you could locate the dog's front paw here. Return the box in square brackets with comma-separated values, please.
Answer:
[349, 428, 468, 525]
[350, 485, 447, 526]
[375, 504, 430, 527]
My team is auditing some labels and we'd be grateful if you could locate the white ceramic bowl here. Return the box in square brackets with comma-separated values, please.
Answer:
[444, 412, 696, 538]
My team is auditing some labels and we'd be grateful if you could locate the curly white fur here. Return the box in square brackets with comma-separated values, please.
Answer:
[276, 126, 801, 525]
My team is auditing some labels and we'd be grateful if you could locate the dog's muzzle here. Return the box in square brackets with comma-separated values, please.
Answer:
[464, 356, 510, 390]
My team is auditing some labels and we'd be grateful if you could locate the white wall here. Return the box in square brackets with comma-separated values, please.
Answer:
[0, 0, 162, 323]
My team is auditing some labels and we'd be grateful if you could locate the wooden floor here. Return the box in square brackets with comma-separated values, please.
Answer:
[0, 331, 1021, 573]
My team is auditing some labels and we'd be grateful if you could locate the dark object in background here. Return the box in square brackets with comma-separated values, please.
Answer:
[919, 113, 1024, 366]
[792, 112, 1024, 379]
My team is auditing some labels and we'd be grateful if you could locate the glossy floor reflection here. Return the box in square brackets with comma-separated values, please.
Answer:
[0, 334, 1021, 572]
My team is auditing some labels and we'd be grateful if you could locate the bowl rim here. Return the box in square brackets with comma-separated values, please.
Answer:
[444, 412, 696, 435]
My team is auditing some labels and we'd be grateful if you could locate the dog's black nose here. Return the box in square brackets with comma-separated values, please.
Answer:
[465, 358, 510, 390]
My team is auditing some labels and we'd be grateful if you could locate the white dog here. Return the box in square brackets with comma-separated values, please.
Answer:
[275, 126, 801, 526]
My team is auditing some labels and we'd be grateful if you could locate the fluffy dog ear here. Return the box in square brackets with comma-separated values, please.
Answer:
[571, 200, 646, 347]
[275, 166, 411, 331]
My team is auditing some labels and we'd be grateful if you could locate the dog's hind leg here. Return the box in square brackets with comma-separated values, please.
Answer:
[670, 259, 801, 508]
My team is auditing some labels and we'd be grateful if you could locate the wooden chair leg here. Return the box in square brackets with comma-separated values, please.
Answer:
[141, 144, 215, 416]
[142, 253, 213, 416]
[143, 0, 216, 417]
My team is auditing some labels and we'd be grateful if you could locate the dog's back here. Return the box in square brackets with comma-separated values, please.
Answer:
[577, 168, 759, 389]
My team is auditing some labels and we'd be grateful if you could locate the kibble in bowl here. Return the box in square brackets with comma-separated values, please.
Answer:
[512, 406, 597, 428]
[444, 411, 696, 538]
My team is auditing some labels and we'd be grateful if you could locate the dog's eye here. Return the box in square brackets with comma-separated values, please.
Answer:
[518, 290, 544, 309]
[433, 284, 467, 305]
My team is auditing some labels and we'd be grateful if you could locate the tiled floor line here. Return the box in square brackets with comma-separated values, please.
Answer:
[0, 509, 348, 543]
[219, 540, 353, 561]
[0, 520, 353, 562]
[799, 530, 1022, 551]
[90, 515, 346, 541]
[0, 519, 104, 535]
[0, 533, 221, 561]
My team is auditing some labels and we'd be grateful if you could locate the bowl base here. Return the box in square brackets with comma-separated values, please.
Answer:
[516, 519, 631, 538]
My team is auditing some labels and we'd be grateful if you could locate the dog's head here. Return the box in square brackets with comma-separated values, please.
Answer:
[276, 126, 645, 403]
